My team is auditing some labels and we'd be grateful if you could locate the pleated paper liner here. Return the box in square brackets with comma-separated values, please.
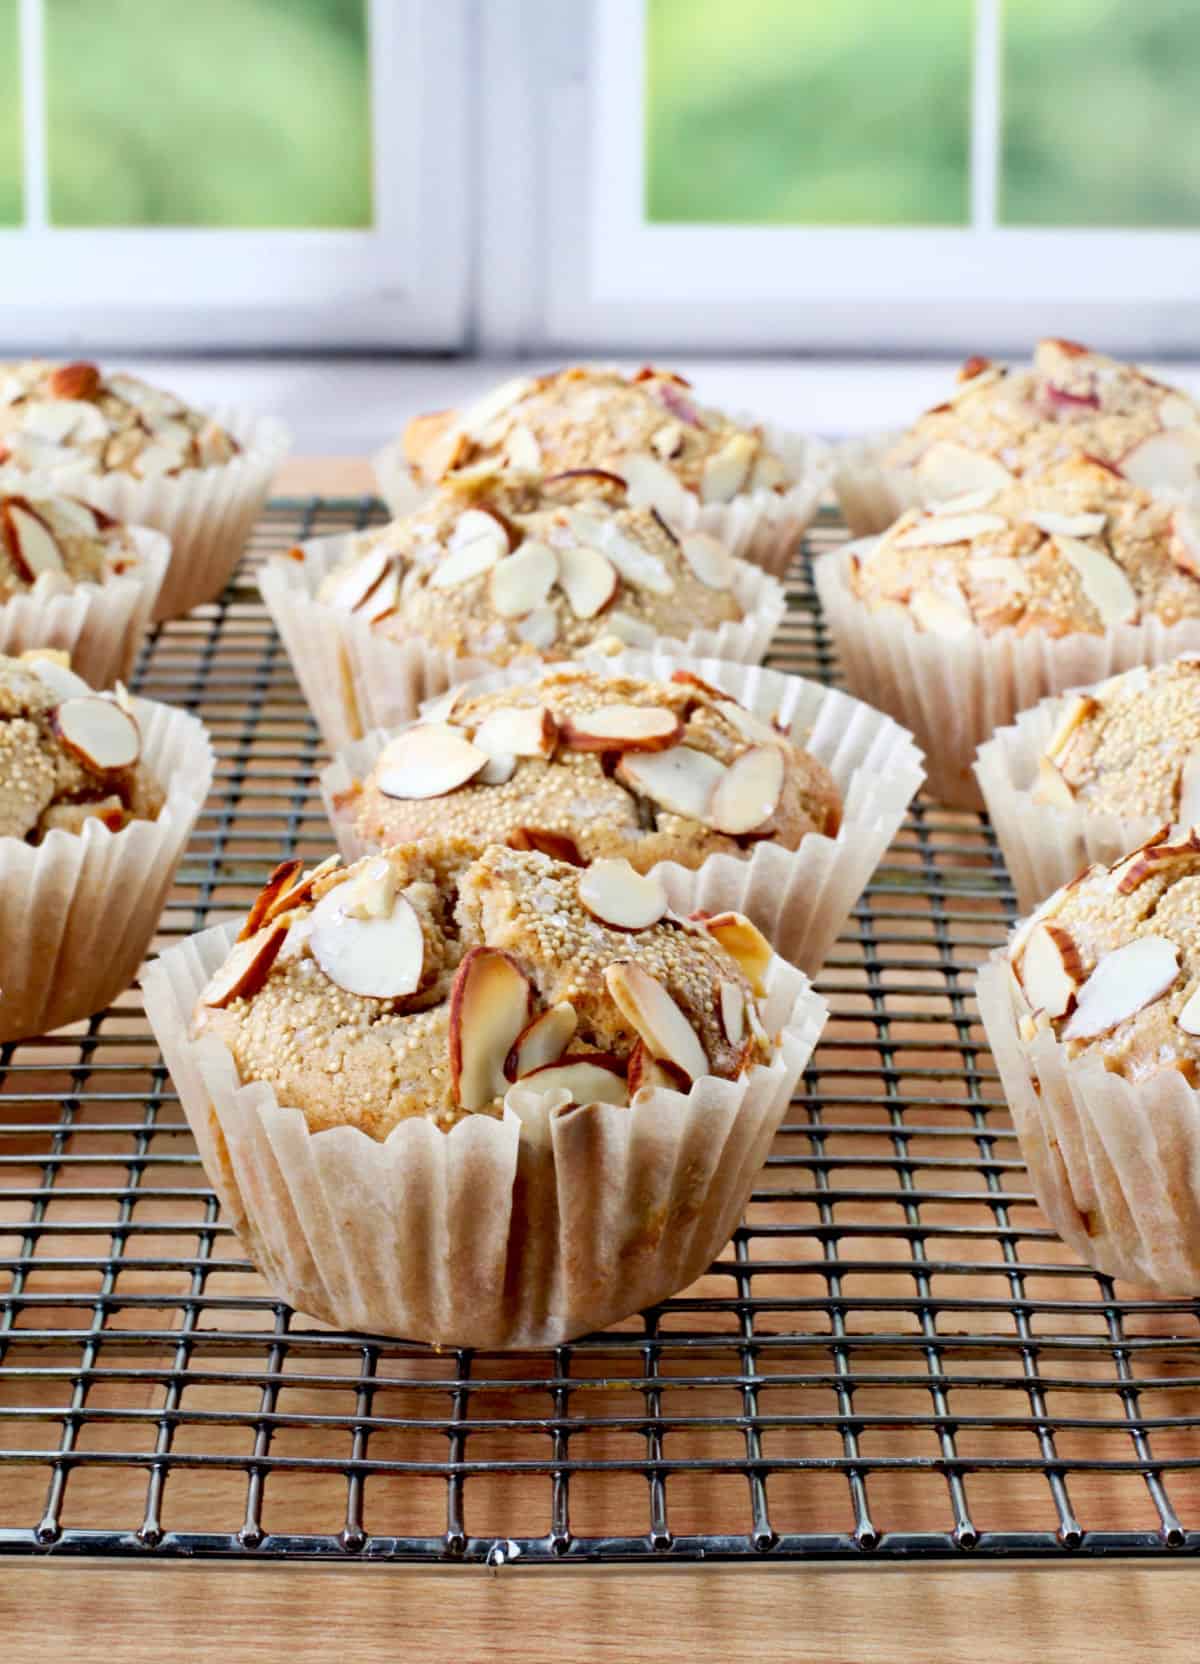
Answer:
[321, 648, 924, 980]
[0, 695, 214, 1043]
[373, 422, 831, 581]
[0, 526, 168, 688]
[977, 952, 1200, 1296]
[259, 535, 787, 753]
[142, 919, 826, 1348]
[832, 430, 926, 535]
[815, 542, 1200, 810]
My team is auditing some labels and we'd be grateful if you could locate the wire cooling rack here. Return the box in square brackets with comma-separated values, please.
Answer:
[0, 499, 1197, 1568]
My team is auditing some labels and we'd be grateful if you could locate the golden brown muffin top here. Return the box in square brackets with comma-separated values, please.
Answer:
[0, 491, 143, 600]
[0, 651, 164, 842]
[1009, 825, 1200, 1082]
[850, 456, 1200, 638]
[882, 339, 1200, 497]
[194, 839, 777, 1137]
[338, 664, 840, 873]
[0, 360, 239, 481]
[315, 469, 748, 664]
[401, 365, 793, 502]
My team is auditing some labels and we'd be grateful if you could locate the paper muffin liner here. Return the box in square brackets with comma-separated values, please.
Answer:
[815, 543, 1200, 810]
[322, 649, 924, 979]
[373, 423, 831, 581]
[974, 690, 1164, 914]
[0, 695, 214, 1043]
[0, 526, 168, 688]
[48, 409, 291, 621]
[142, 919, 826, 1347]
[259, 535, 787, 754]
[977, 953, 1200, 1294]
[832, 430, 927, 536]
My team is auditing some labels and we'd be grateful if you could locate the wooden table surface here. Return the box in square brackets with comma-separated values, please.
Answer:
[7, 457, 1196, 1661]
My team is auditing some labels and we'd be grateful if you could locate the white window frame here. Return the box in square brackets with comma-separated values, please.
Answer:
[2, 0, 470, 351]
[479, 0, 1200, 355]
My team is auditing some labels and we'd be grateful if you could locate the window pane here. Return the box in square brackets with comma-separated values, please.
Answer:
[0, 0, 20, 225]
[645, 0, 972, 226]
[1001, 0, 1200, 227]
[45, 0, 372, 229]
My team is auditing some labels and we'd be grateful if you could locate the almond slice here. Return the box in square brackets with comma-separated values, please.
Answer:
[558, 544, 619, 618]
[459, 376, 535, 440]
[601, 610, 656, 648]
[1177, 985, 1200, 1035]
[670, 669, 730, 701]
[1119, 432, 1200, 492]
[612, 453, 689, 516]
[479, 752, 517, 786]
[5, 502, 65, 581]
[563, 704, 684, 752]
[715, 700, 785, 746]
[701, 434, 754, 503]
[626, 1039, 690, 1096]
[375, 724, 488, 800]
[709, 746, 785, 836]
[1025, 509, 1107, 538]
[310, 878, 424, 999]
[719, 981, 745, 1045]
[429, 510, 509, 589]
[54, 697, 140, 772]
[48, 360, 101, 401]
[615, 745, 725, 822]
[894, 512, 1006, 549]
[259, 854, 341, 924]
[506, 1000, 578, 1081]
[490, 540, 558, 617]
[1017, 922, 1083, 1018]
[239, 858, 303, 942]
[1178, 749, 1200, 824]
[651, 421, 684, 460]
[23, 655, 91, 701]
[473, 704, 558, 759]
[916, 442, 1013, 498]
[200, 924, 287, 1008]
[515, 604, 560, 650]
[507, 826, 584, 865]
[329, 546, 392, 613]
[1159, 394, 1197, 430]
[1033, 754, 1076, 807]
[1062, 935, 1179, 1040]
[931, 488, 998, 514]
[680, 531, 735, 590]
[703, 911, 772, 995]
[357, 562, 401, 623]
[1045, 693, 1099, 761]
[578, 858, 669, 932]
[1056, 536, 1138, 626]
[505, 423, 541, 470]
[449, 947, 533, 1110]
[420, 686, 462, 724]
[517, 1054, 630, 1107]
[338, 857, 398, 920]
[909, 587, 974, 638]
[603, 961, 708, 1083]
[568, 510, 675, 597]
[1112, 834, 1200, 894]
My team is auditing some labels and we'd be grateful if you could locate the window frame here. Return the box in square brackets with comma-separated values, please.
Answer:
[1, 0, 471, 351]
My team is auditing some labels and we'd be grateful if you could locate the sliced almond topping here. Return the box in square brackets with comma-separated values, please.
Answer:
[626, 1038, 690, 1096]
[200, 924, 288, 1008]
[1025, 509, 1107, 538]
[1177, 985, 1200, 1035]
[505, 423, 541, 470]
[916, 442, 1013, 498]
[1113, 835, 1200, 894]
[357, 562, 401, 623]
[506, 1001, 577, 1081]
[932, 488, 999, 514]
[479, 752, 517, 785]
[709, 745, 785, 835]
[54, 697, 140, 772]
[48, 360, 101, 401]
[1119, 431, 1200, 492]
[651, 421, 684, 461]
[564, 703, 684, 752]
[1056, 536, 1138, 626]
[670, 668, 730, 701]
[909, 587, 974, 638]
[703, 911, 772, 995]
[680, 531, 735, 590]
[1170, 508, 1200, 579]
[515, 604, 559, 650]
[1159, 393, 1197, 430]
[490, 540, 558, 617]
[517, 1054, 630, 1107]
[1033, 754, 1076, 807]
[613, 453, 688, 513]
[375, 724, 488, 800]
[473, 704, 557, 759]
[429, 510, 509, 589]
[714, 700, 784, 746]
[1062, 935, 1179, 1041]
[338, 857, 398, 920]
[603, 961, 708, 1083]
[309, 877, 424, 999]
[1018, 922, 1084, 1018]
[329, 546, 392, 614]
[568, 510, 675, 597]
[719, 981, 746, 1045]
[894, 512, 1006, 549]
[459, 376, 535, 440]
[23, 654, 91, 701]
[1178, 748, 1200, 825]
[701, 434, 754, 503]
[420, 686, 462, 725]
[448, 947, 532, 1110]
[507, 826, 584, 865]
[578, 858, 669, 932]
[239, 858, 303, 942]
[601, 610, 656, 648]
[1045, 693, 1099, 761]
[262, 854, 342, 924]
[4, 502, 64, 582]
[558, 543, 619, 618]
[615, 745, 725, 822]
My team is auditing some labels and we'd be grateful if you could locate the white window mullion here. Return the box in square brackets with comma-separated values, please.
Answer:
[970, 0, 1001, 232]
[18, 0, 48, 231]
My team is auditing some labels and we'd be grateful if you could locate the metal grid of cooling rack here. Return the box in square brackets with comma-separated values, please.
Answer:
[0, 499, 1197, 1567]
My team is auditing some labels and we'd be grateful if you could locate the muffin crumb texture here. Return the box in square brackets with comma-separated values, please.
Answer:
[194, 840, 778, 1137]
[0, 651, 163, 840]
[1010, 826, 1200, 1081]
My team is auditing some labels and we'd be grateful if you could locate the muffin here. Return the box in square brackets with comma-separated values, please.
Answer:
[144, 838, 826, 1345]
[260, 468, 784, 751]
[0, 649, 213, 1041]
[374, 364, 828, 578]
[835, 339, 1200, 534]
[0, 359, 289, 619]
[322, 650, 925, 978]
[976, 656, 1200, 910]
[978, 826, 1200, 1292]
[815, 457, 1200, 806]
[0, 488, 168, 686]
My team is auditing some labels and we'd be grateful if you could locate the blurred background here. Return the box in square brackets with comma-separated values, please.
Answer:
[1, 0, 1198, 444]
